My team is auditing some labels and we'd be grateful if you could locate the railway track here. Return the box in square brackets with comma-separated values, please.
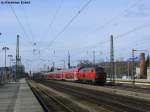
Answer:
[105, 84, 150, 94]
[40, 80, 150, 112]
[76, 80, 150, 94]
[28, 81, 90, 112]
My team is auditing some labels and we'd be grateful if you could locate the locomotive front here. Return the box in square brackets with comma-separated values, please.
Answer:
[94, 66, 107, 84]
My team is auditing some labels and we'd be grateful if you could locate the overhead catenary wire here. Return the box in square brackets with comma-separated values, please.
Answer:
[37, 0, 63, 51]
[40, 0, 63, 40]
[8, 2, 41, 66]
[47, 0, 92, 47]
[10, 1, 148, 68]
[115, 22, 150, 39]
[72, 0, 141, 43]
[114, 38, 150, 55]
[36, 21, 150, 64]
[39, 0, 140, 53]
[71, 0, 142, 53]
[21, 5, 35, 43]
[71, 21, 150, 58]
[8, 1, 34, 43]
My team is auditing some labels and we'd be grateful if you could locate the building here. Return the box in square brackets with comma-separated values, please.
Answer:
[0, 67, 13, 84]
[11, 64, 25, 80]
[136, 67, 140, 79]
[147, 67, 150, 80]
[140, 53, 146, 78]
[98, 61, 139, 79]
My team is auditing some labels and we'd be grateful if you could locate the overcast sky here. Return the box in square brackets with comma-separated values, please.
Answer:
[0, 0, 150, 72]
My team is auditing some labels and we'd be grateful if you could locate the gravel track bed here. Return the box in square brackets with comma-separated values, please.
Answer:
[41, 80, 150, 112]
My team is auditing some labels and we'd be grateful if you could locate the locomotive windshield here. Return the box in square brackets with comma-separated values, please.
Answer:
[95, 67, 104, 73]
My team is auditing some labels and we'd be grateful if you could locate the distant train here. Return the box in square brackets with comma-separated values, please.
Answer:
[35, 66, 106, 85]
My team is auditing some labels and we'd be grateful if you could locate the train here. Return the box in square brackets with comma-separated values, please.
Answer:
[34, 66, 107, 85]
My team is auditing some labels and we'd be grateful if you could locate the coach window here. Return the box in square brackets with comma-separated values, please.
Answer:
[96, 67, 104, 73]
[80, 69, 83, 72]
[83, 68, 87, 72]
[86, 68, 90, 72]
[81, 68, 87, 72]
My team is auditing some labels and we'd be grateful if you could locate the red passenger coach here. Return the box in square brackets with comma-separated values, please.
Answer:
[47, 71, 63, 80]
[41, 66, 106, 85]
[62, 68, 79, 81]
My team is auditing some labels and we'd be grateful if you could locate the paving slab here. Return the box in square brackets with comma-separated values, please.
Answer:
[14, 79, 43, 112]
[0, 79, 43, 112]
[0, 83, 19, 112]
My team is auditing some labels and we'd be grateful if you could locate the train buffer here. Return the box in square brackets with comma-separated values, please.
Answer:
[0, 78, 43, 112]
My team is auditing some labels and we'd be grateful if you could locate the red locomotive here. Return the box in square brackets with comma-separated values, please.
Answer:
[39, 66, 106, 85]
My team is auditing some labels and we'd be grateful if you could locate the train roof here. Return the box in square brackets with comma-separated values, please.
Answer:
[43, 67, 80, 74]
[42, 66, 104, 75]
[79, 65, 104, 69]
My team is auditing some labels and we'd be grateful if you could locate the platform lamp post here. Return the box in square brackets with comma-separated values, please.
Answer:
[2, 47, 9, 82]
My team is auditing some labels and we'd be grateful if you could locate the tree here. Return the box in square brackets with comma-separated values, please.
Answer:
[144, 55, 150, 75]
[145, 55, 149, 67]
[77, 60, 93, 68]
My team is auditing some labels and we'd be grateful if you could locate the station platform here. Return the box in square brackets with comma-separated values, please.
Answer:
[0, 79, 43, 112]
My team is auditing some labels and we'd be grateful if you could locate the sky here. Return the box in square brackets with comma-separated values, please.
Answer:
[0, 0, 150, 72]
